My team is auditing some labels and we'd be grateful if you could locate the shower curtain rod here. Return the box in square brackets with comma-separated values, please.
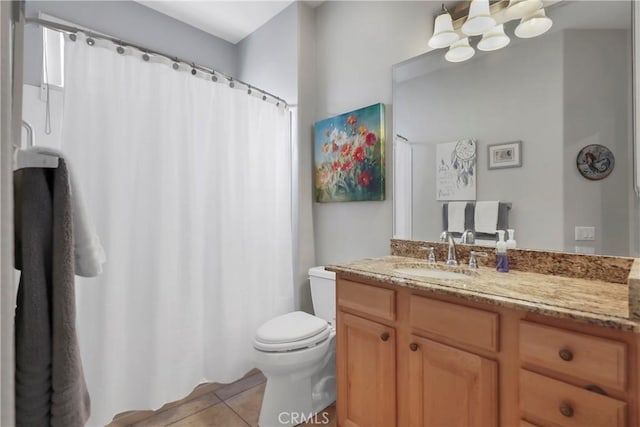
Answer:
[26, 17, 289, 108]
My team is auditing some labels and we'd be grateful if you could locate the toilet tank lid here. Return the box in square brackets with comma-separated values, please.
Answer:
[308, 266, 336, 280]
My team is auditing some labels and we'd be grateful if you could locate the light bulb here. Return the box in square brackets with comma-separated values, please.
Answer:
[445, 38, 475, 62]
[515, 8, 553, 39]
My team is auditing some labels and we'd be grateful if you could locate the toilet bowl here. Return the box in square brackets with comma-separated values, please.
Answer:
[253, 267, 336, 427]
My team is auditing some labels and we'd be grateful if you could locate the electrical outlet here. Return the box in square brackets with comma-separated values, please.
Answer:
[574, 226, 596, 241]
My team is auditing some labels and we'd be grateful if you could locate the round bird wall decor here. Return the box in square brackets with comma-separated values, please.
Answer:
[576, 144, 615, 181]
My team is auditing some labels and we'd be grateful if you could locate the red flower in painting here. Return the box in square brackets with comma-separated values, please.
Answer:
[341, 161, 354, 172]
[347, 115, 357, 125]
[332, 142, 339, 152]
[353, 146, 365, 163]
[340, 143, 352, 157]
[365, 132, 377, 146]
[357, 170, 372, 187]
[332, 161, 341, 171]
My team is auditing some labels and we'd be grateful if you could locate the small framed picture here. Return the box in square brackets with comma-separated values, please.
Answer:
[487, 141, 522, 170]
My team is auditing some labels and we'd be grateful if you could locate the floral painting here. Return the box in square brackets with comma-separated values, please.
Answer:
[314, 103, 385, 202]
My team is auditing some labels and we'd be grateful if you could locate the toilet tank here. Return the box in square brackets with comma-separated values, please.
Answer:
[309, 266, 336, 326]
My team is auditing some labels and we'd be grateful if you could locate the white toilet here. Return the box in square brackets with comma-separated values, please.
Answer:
[253, 266, 336, 427]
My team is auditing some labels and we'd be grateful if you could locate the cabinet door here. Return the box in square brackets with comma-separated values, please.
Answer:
[407, 336, 497, 427]
[337, 312, 396, 427]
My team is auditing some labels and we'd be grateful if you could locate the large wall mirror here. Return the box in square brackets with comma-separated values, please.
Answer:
[393, 0, 640, 257]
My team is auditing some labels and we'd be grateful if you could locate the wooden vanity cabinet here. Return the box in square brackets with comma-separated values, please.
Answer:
[407, 335, 497, 427]
[337, 312, 396, 427]
[336, 274, 640, 427]
[337, 280, 397, 427]
[519, 321, 630, 427]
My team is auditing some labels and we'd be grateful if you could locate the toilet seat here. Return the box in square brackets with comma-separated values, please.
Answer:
[254, 311, 330, 352]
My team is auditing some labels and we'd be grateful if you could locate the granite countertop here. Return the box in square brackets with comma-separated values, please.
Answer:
[327, 255, 640, 332]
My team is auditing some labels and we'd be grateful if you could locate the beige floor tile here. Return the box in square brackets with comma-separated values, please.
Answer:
[224, 383, 266, 427]
[214, 372, 266, 401]
[168, 402, 248, 427]
[107, 409, 155, 426]
[132, 392, 221, 426]
[183, 382, 226, 401]
[242, 368, 261, 378]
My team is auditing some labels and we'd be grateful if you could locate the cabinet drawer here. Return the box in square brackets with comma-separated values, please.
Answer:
[338, 279, 396, 321]
[520, 370, 626, 427]
[409, 295, 499, 352]
[520, 321, 627, 392]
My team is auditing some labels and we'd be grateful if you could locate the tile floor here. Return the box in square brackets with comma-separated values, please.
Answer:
[107, 370, 336, 427]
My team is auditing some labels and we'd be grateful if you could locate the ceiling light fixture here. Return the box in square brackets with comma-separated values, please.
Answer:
[445, 38, 475, 63]
[461, 0, 496, 36]
[478, 24, 511, 51]
[428, 0, 553, 65]
[515, 8, 553, 39]
[428, 5, 460, 49]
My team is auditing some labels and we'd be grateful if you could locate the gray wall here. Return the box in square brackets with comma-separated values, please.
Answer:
[313, 1, 440, 265]
[236, 3, 298, 104]
[24, 1, 237, 86]
[563, 30, 632, 256]
[296, 2, 318, 311]
[397, 32, 566, 251]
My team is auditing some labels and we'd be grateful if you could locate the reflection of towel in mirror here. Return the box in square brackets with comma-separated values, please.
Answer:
[475, 201, 500, 234]
[14, 160, 91, 427]
[447, 202, 467, 233]
[29, 146, 105, 277]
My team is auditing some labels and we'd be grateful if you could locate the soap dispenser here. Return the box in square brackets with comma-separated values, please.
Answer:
[506, 229, 517, 249]
[496, 230, 509, 272]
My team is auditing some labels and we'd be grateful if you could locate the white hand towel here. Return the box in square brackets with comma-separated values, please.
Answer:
[29, 147, 106, 277]
[447, 202, 467, 233]
[475, 201, 500, 234]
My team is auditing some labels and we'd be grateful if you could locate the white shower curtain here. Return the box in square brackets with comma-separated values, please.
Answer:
[61, 35, 294, 426]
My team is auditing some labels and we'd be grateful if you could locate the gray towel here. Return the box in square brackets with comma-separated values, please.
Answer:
[14, 168, 53, 427]
[15, 160, 91, 427]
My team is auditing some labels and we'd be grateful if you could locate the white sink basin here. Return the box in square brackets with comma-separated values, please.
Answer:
[393, 267, 471, 281]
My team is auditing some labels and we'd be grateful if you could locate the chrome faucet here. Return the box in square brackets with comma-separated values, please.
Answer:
[461, 229, 475, 244]
[468, 251, 488, 269]
[439, 231, 459, 266]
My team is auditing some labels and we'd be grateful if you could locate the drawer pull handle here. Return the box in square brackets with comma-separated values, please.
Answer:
[585, 384, 608, 396]
[559, 348, 574, 361]
[559, 404, 574, 418]
[380, 332, 390, 342]
[409, 343, 419, 352]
